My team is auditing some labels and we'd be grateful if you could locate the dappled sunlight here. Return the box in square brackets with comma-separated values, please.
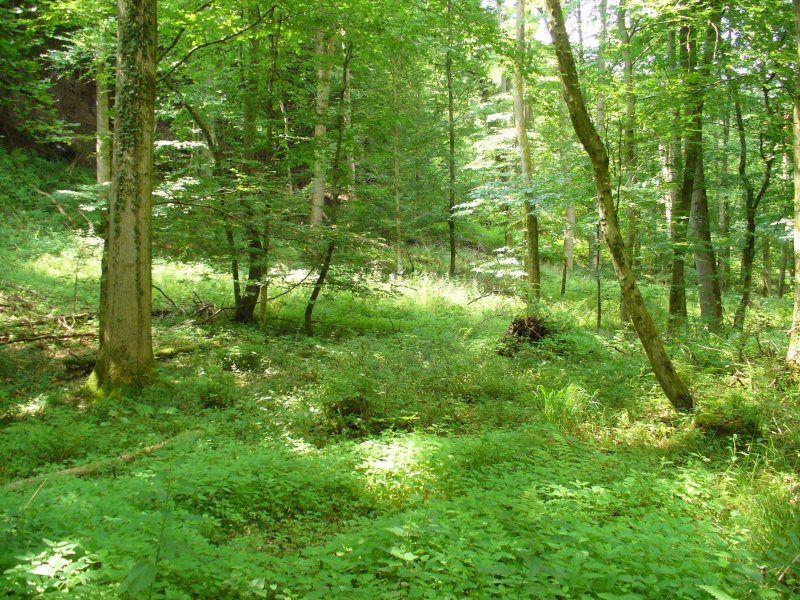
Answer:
[355, 434, 444, 507]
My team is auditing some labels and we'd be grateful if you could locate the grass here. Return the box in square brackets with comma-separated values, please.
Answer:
[1, 152, 800, 598]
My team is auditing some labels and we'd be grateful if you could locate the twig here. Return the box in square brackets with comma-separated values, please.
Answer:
[153, 285, 178, 309]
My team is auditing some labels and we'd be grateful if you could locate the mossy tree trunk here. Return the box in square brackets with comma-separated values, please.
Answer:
[545, 0, 693, 412]
[91, 0, 157, 390]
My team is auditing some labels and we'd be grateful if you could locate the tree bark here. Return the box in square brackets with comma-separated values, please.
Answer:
[545, 0, 693, 412]
[513, 0, 540, 298]
[90, 0, 157, 390]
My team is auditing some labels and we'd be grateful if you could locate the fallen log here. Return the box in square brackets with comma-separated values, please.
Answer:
[3, 430, 200, 491]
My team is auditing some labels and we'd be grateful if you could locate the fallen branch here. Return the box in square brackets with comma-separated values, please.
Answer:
[7, 313, 95, 329]
[0, 332, 97, 345]
[3, 430, 200, 491]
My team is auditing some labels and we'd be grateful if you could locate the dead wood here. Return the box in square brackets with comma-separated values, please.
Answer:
[3, 430, 200, 491]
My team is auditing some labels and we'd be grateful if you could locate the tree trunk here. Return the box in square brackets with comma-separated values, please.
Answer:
[304, 43, 353, 336]
[95, 55, 112, 359]
[733, 86, 774, 330]
[545, 0, 693, 412]
[311, 31, 335, 226]
[762, 238, 772, 297]
[779, 240, 789, 299]
[561, 204, 575, 296]
[789, 0, 800, 367]
[446, 0, 457, 277]
[617, 0, 637, 325]
[513, 0, 540, 298]
[392, 58, 403, 275]
[718, 82, 732, 290]
[690, 152, 723, 329]
[90, 0, 157, 391]
[235, 18, 265, 324]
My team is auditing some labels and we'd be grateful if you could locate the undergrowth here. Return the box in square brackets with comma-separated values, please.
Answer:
[1, 150, 799, 598]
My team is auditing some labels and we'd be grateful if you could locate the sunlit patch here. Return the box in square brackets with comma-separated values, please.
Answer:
[355, 435, 443, 507]
[15, 393, 50, 416]
[2, 539, 102, 596]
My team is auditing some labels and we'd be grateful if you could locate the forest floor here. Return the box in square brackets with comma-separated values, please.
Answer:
[1, 157, 800, 598]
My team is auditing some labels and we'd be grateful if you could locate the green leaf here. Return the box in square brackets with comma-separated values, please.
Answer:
[119, 559, 156, 597]
[697, 585, 736, 600]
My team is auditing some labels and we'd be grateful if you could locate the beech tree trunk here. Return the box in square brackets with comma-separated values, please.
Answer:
[669, 20, 717, 322]
[235, 20, 265, 324]
[545, 0, 693, 412]
[788, 0, 800, 366]
[446, 0, 457, 277]
[90, 0, 157, 390]
[690, 152, 723, 329]
[513, 0, 540, 298]
[311, 31, 335, 226]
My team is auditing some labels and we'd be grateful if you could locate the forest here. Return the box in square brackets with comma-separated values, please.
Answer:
[1, 0, 800, 597]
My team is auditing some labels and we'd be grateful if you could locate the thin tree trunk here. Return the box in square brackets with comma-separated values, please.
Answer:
[304, 43, 353, 336]
[446, 0, 457, 277]
[545, 0, 693, 412]
[496, 0, 507, 93]
[513, 0, 540, 298]
[617, 0, 637, 325]
[392, 57, 403, 275]
[762, 238, 772, 296]
[90, 0, 157, 390]
[311, 31, 335, 226]
[595, 0, 607, 328]
[718, 79, 732, 290]
[561, 204, 575, 296]
[779, 240, 789, 298]
[790, 16, 800, 368]
[733, 86, 774, 330]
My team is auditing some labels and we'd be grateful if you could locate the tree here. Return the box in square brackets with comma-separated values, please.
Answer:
[544, 0, 693, 412]
[90, 0, 157, 390]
